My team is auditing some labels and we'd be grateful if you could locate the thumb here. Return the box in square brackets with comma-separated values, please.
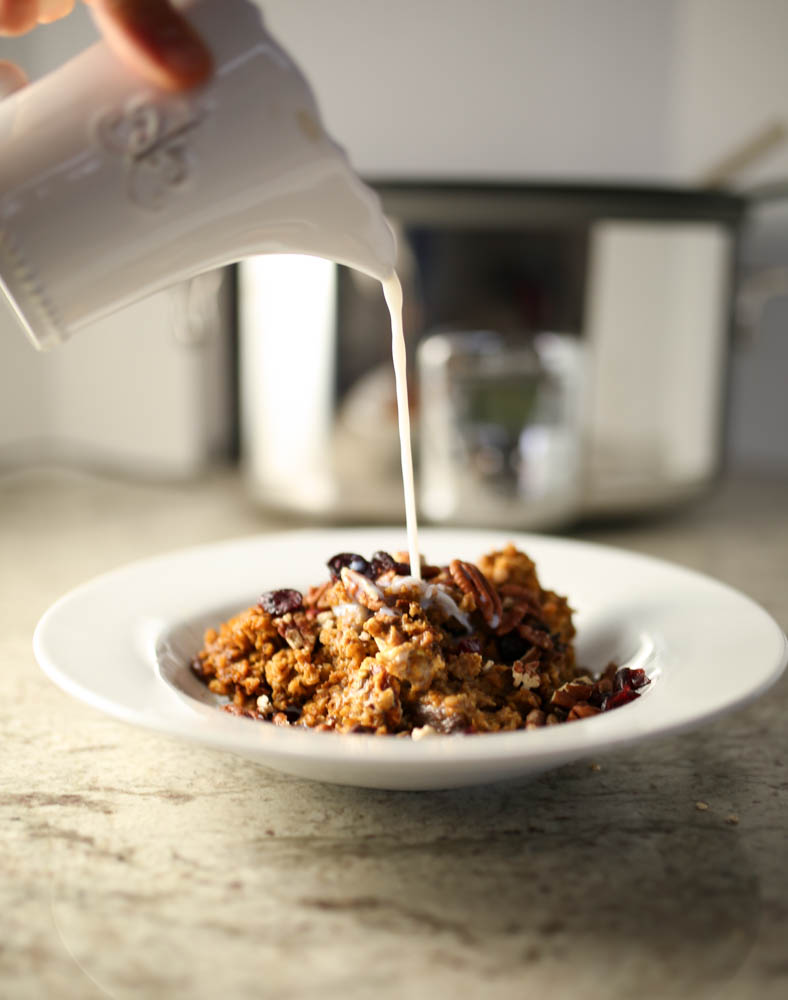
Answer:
[88, 0, 212, 92]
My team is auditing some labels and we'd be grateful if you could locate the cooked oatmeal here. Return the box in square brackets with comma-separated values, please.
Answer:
[191, 544, 649, 735]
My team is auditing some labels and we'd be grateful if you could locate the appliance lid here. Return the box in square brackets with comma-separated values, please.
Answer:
[367, 179, 745, 228]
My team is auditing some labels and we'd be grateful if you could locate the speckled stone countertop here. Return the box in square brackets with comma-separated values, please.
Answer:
[2, 469, 786, 1000]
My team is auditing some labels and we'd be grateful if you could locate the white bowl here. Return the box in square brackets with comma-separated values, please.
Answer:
[34, 528, 787, 790]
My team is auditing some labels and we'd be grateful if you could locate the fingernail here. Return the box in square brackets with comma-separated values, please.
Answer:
[0, 61, 28, 98]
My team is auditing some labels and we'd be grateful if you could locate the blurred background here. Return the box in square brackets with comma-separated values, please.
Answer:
[1, 0, 787, 530]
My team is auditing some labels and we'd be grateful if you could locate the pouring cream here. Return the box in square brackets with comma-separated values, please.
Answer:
[382, 272, 421, 581]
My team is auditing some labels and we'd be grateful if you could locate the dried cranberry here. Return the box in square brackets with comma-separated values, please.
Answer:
[455, 637, 483, 655]
[605, 687, 640, 711]
[327, 552, 370, 581]
[369, 550, 410, 578]
[587, 685, 608, 709]
[613, 668, 632, 692]
[258, 588, 303, 616]
[613, 667, 649, 693]
[498, 630, 530, 664]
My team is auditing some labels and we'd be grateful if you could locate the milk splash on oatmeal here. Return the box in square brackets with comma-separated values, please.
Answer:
[381, 272, 421, 582]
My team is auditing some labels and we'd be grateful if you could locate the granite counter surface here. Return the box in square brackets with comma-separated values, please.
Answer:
[1, 469, 786, 1000]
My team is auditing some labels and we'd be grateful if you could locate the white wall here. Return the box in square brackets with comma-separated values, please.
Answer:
[670, 0, 788, 472]
[671, 0, 788, 186]
[262, 0, 677, 181]
[3, 1, 786, 188]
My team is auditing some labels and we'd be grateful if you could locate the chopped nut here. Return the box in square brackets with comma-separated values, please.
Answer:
[551, 680, 595, 710]
[519, 689, 541, 709]
[255, 694, 273, 716]
[512, 658, 540, 690]
[496, 603, 529, 636]
[525, 709, 546, 728]
[518, 623, 554, 651]
[283, 627, 307, 650]
[498, 582, 541, 607]
[411, 724, 439, 740]
[275, 613, 317, 653]
[597, 676, 613, 696]
[449, 559, 502, 629]
[590, 762, 601, 772]
[340, 567, 385, 611]
[725, 813, 740, 826]
[332, 602, 370, 628]
[304, 581, 332, 610]
[695, 801, 709, 811]
[495, 583, 542, 634]
[567, 702, 601, 721]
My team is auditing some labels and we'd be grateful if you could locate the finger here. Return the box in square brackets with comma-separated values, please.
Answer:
[0, 58, 27, 95]
[36, 0, 75, 24]
[90, 0, 212, 92]
[0, 0, 39, 36]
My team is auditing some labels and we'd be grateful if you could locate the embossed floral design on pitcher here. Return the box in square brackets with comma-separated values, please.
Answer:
[0, 0, 395, 350]
[94, 98, 206, 210]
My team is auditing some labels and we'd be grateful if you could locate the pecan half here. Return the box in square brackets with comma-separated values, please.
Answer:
[449, 559, 502, 629]
[340, 567, 385, 611]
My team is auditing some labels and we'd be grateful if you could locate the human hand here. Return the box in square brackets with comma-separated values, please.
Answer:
[0, 1, 213, 93]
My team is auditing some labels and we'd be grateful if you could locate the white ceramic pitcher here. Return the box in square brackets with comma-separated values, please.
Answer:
[0, 0, 396, 350]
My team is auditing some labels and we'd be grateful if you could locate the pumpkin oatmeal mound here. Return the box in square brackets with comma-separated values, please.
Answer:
[191, 544, 649, 735]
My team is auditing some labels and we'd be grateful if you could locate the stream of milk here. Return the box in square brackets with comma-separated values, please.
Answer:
[381, 272, 421, 582]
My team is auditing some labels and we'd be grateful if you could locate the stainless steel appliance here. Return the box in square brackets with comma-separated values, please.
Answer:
[240, 182, 748, 526]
